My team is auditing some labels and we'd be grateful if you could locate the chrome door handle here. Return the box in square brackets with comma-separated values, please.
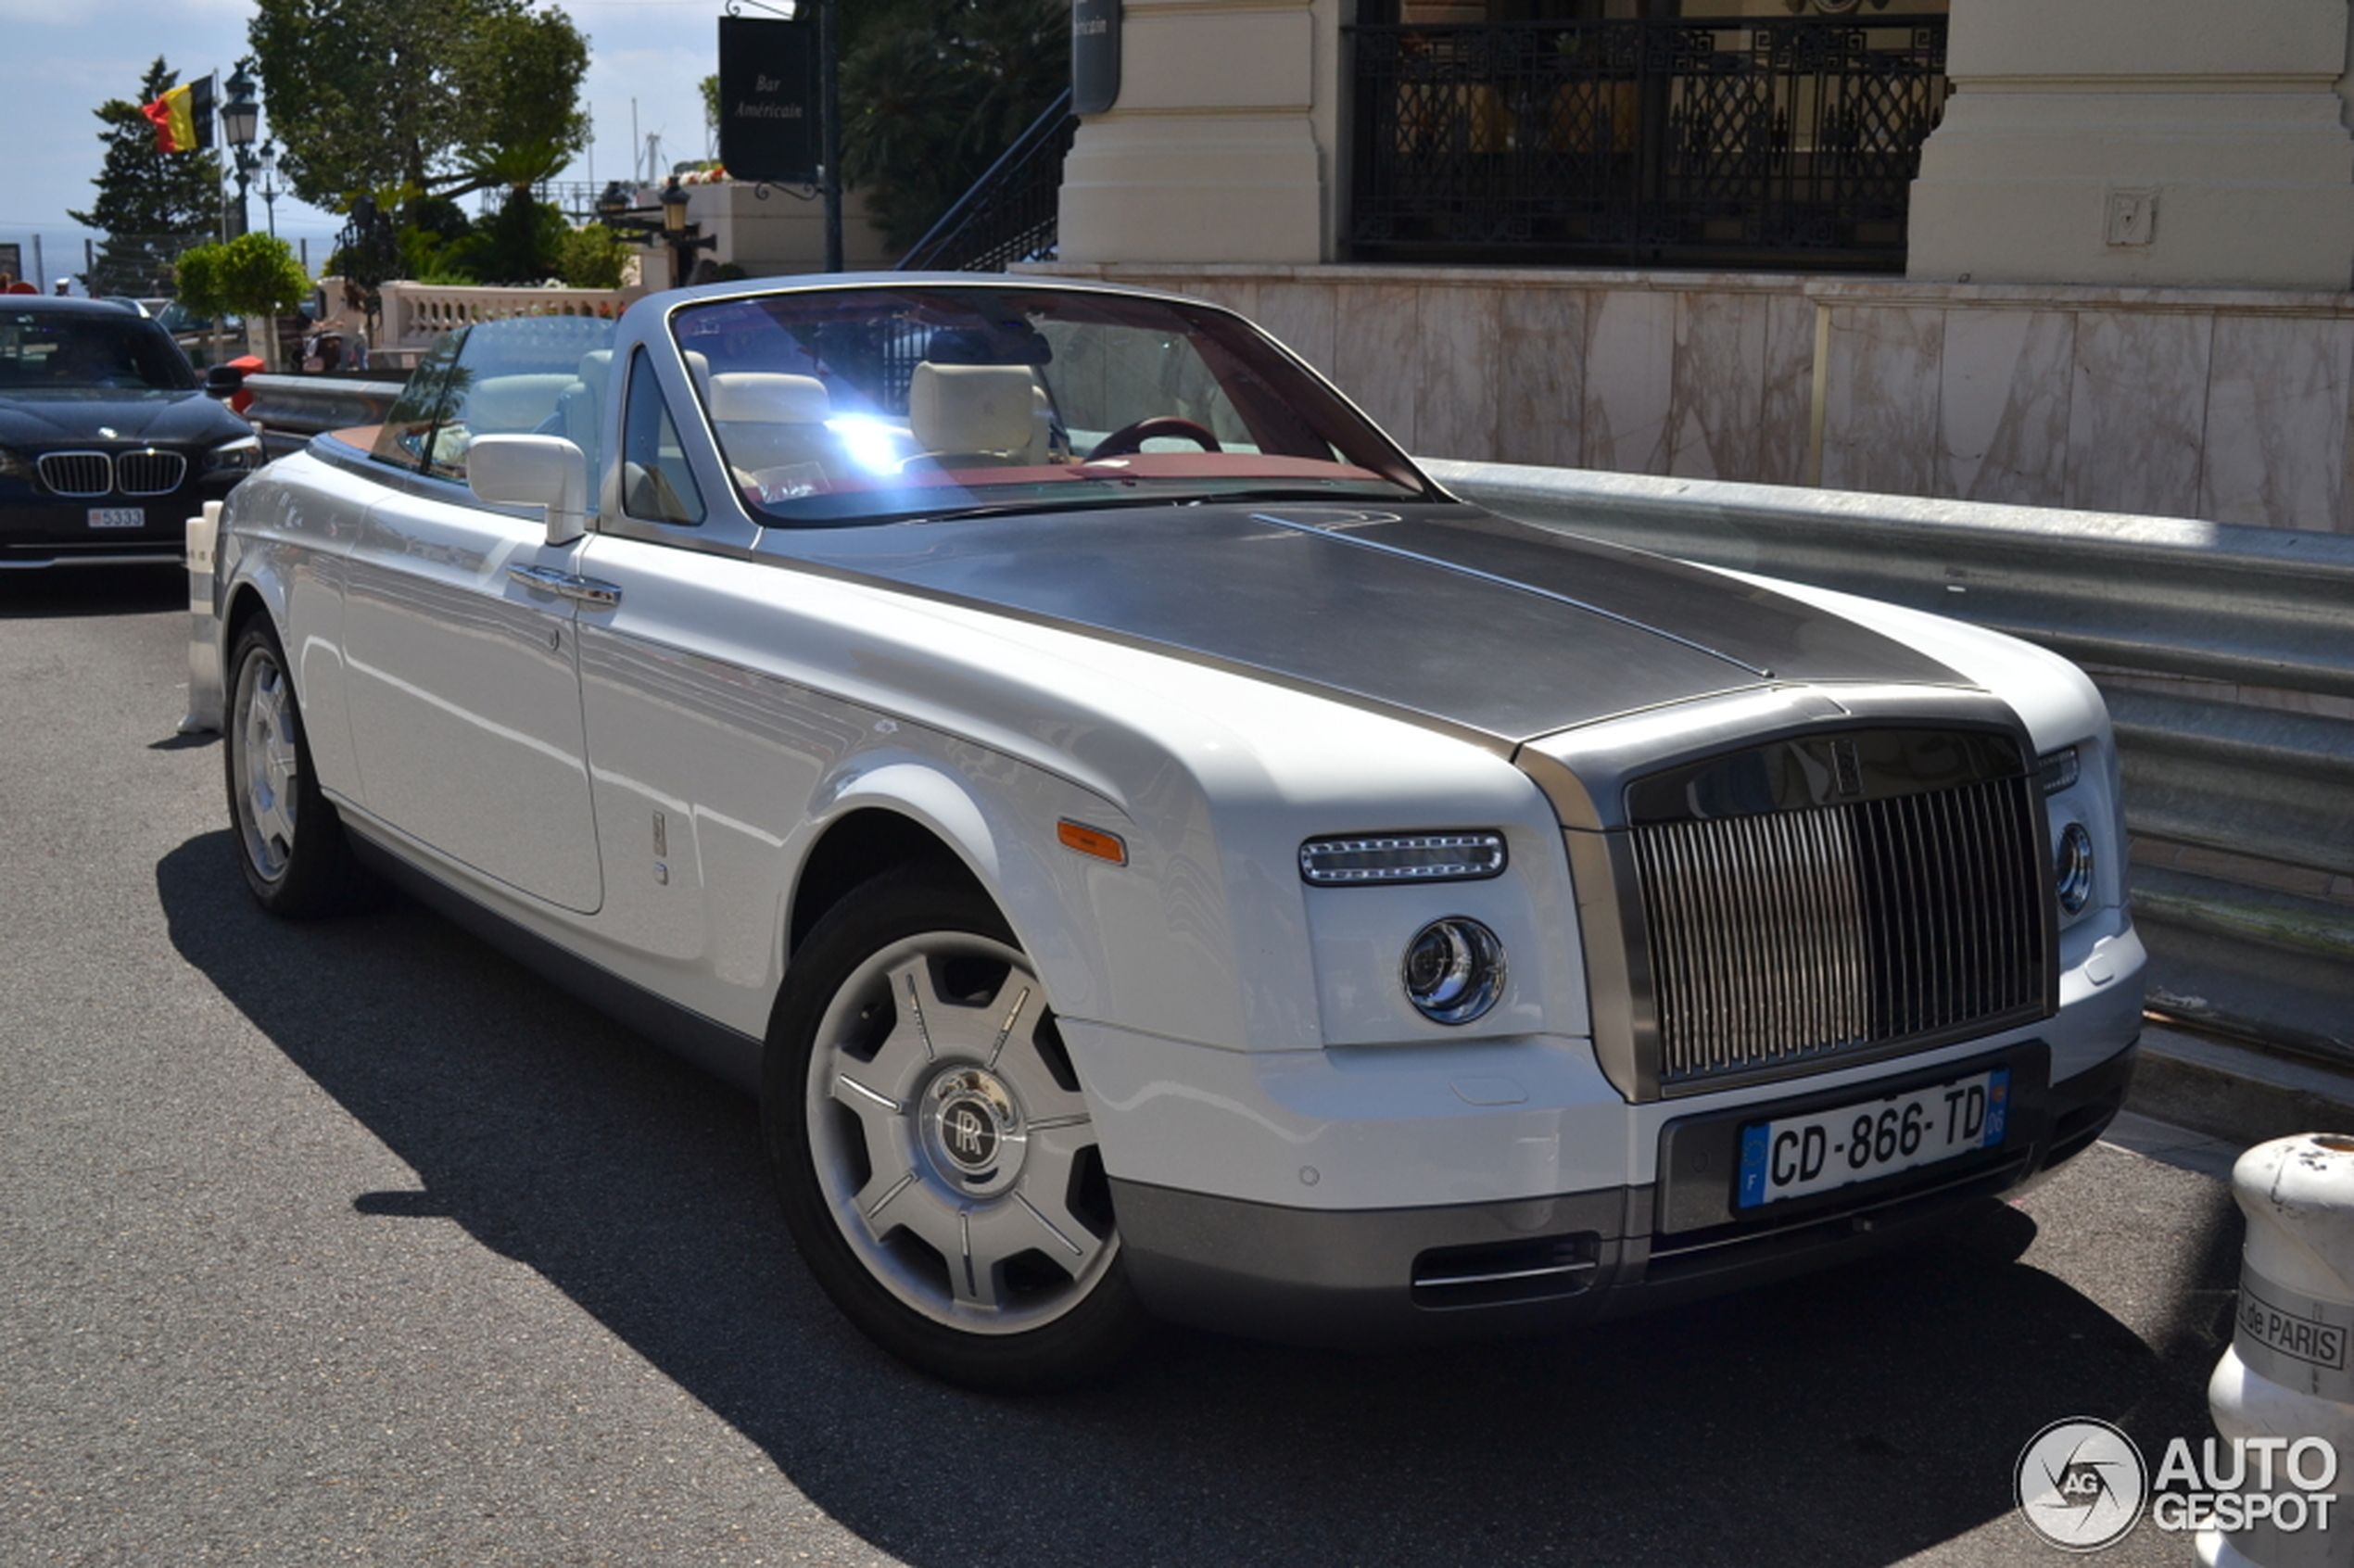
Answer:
[506, 563, 622, 609]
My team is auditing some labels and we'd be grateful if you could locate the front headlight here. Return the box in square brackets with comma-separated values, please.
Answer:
[205, 435, 263, 474]
[2055, 821, 2095, 917]
[1401, 917, 1507, 1025]
[0, 445, 30, 481]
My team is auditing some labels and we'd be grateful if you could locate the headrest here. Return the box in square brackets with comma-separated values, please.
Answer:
[707, 372, 830, 424]
[908, 362, 1036, 457]
[575, 348, 612, 397]
[684, 349, 711, 397]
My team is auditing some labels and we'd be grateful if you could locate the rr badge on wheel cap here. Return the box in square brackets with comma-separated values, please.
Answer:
[941, 1097, 999, 1170]
[922, 1067, 1024, 1193]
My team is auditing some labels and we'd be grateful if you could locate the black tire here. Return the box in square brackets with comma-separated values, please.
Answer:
[764, 866, 1149, 1391]
[223, 617, 374, 917]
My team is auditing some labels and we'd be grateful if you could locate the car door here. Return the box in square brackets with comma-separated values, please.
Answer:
[337, 321, 612, 915]
[568, 346, 849, 1021]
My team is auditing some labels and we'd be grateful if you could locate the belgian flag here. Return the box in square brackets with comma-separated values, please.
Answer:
[142, 82, 199, 154]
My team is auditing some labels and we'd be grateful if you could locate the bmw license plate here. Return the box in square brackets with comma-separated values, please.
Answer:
[1736, 1067, 2009, 1208]
[87, 507, 145, 529]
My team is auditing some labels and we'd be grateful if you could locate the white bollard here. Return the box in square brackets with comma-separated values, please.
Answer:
[177, 501, 223, 735]
[2201, 1134, 2354, 1568]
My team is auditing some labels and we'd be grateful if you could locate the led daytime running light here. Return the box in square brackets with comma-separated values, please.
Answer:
[2037, 746, 2081, 795]
[1299, 831, 1507, 886]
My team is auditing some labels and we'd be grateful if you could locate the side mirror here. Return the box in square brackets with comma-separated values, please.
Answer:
[467, 435, 590, 546]
[203, 363, 246, 399]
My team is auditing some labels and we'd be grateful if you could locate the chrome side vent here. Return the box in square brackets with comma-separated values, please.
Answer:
[1411, 1233, 1601, 1309]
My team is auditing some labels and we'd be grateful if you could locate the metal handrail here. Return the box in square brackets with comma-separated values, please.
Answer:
[1424, 458, 2354, 1061]
[898, 88, 1079, 272]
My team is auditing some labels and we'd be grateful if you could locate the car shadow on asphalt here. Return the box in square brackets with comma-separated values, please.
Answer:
[0, 563, 184, 618]
[156, 830, 2240, 1568]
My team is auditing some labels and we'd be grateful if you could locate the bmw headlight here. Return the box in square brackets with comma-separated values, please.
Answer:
[2055, 821, 2095, 917]
[206, 434, 264, 474]
[0, 445, 30, 481]
[1400, 917, 1507, 1025]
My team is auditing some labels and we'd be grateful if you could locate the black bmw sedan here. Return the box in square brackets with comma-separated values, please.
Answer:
[1, 297, 260, 568]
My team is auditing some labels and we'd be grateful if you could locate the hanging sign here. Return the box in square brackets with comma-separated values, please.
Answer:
[717, 15, 820, 185]
[1072, 0, 1120, 116]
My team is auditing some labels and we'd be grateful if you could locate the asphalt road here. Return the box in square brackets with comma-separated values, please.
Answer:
[1, 567, 2245, 1567]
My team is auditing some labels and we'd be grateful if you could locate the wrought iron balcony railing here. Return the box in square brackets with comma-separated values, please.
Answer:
[1348, 14, 1949, 269]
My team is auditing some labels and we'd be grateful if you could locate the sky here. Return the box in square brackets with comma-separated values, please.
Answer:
[0, 0, 729, 290]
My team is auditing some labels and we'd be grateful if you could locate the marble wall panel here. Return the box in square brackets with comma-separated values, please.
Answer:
[1934, 310, 2075, 507]
[1249, 281, 1339, 379]
[1756, 294, 1816, 487]
[1496, 287, 1586, 469]
[2066, 311, 2214, 520]
[1581, 290, 1677, 475]
[1667, 293, 1769, 481]
[1414, 286, 1503, 460]
[2342, 373, 2354, 535]
[1329, 284, 1422, 451]
[1820, 305, 1943, 497]
[2200, 313, 2354, 531]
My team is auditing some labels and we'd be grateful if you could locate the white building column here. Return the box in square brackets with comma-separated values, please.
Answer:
[1057, 0, 1344, 265]
[1907, 0, 2354, 289]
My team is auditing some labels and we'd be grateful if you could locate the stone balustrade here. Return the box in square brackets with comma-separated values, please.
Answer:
[373, 281, 642, 362]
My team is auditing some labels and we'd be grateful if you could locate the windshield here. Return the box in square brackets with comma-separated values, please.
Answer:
[670, 285, 1435, 526]
[0, 310, 196, 393]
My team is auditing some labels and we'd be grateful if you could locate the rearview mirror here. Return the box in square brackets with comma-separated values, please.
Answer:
[467, 435, 589, 546]
[202, 363, 246, 398]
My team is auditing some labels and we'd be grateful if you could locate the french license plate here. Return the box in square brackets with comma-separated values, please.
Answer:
[1736, 1067, 2009, 1209]
[87, 507, 145, 529]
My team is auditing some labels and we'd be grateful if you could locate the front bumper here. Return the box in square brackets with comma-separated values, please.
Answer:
[1, 480, 235, 567]
[1112, 1037, 2135, 1347]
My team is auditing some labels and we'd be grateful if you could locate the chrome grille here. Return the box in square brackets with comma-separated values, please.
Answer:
[1631, 774, 2044, 1088]
[115, 449, 185, 496]
[37, 451, 112, 497]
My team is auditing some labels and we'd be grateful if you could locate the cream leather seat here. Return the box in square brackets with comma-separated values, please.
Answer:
[906, 362, 1038, 467]
[708, 372, 836, 498]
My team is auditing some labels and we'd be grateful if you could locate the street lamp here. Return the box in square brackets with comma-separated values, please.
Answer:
[258, 140, 280, 238]
[597, 178, 715, 290]
[659, 175, 717, 287]
[222, 61, 259, 238]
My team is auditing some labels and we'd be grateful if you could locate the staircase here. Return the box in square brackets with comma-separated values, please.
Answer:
[897, 90, 1079, 272]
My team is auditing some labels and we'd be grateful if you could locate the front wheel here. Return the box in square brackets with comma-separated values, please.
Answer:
[764, 868, 1148, 1390]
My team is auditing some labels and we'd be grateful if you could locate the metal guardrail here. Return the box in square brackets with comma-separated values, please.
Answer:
[240, 374, 409, 460]
[1424, 459, 2354, 1062]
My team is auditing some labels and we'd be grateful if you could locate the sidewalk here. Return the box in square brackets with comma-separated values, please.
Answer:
[2125, 1018, 2354, 1160]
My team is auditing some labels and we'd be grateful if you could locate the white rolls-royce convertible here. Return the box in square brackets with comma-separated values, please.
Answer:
[209, 276, 2144, 1389]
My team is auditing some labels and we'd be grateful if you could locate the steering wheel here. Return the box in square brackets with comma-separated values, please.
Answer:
[1083, 416, 1221, 462]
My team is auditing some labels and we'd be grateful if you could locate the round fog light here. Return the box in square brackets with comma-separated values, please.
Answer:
[2055, 821, 2095, 916]
[1401, 917, 1507, 1025]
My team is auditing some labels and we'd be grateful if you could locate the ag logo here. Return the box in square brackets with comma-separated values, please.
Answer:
[2017, 1419, 2147, 1552]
